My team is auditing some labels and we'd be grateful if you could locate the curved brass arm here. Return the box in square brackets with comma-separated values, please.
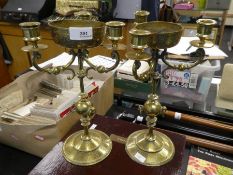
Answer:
[160, 48, 206, 71]
[83, 50, 121, 73]
[32, 50, 76, 78]
[132, 60, 151, 82]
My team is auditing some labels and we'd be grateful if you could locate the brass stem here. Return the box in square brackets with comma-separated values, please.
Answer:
[83, 126, 89, 138]
[112, 40, 118, 50]
[199, 36, 206, 45]
[151, 49, 159, 95]
[147, 124, 155, 141]
[78, 49, 85, 93]
[151, 74, 156, 95]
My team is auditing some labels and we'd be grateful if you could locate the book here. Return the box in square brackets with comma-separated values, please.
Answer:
[186, 146, 233, 175]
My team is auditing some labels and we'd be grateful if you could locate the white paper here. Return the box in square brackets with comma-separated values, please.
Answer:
[90, 124, 97, 129]
[167, 37, 228, 57]
[136, 116, 143, 122]
[211, 78, 221, 85]
[13, 102, 36, 117]
[0, 90, 24, 111]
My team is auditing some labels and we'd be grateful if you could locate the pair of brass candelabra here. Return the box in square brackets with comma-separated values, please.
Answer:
[19, 10, 215, 166]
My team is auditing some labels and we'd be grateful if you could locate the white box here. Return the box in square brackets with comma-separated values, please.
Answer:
[159, 60, 220, 103]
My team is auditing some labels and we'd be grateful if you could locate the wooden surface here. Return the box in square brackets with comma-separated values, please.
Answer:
[0, 0, 7, 8]
[29, 115, 186, 175]
[0, 44, 11, 87]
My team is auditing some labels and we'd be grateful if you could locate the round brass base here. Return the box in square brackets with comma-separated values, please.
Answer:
[190, 40, 214, 48]
[125, 51, 151, 61]
[63, 130, 112, 166]
[21, 44, 48, 52]
[103, 43, 127, 50]
[125, 129, 175, 166]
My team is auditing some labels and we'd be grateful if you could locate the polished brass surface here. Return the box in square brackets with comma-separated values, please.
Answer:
[20, 19, 123, 166]
[125, 29, 151, 61]
[125, 51, 151, 61]
[19, 21, 75, 75]
[56, 0, 99, 16]
[135, 21, 183, 49]
[190, 39, 214, 48]
[190, 19, 216, 48]
[125, 16, 209, 167]
[126, 92, 174, 166]
[196, 19, 216, 37]
[106, 21, 125, 41]
[63, 129, 112, 166]
[21, 44, 48, 52]
[126, 129, 175, 166]
[125, 20, 181, 166]
[105, 21, 126, 50]
[19, 22, 41, 42]
[74, 10, 92, 20]
[129, 29, 151, 50]
[48, 20, 105, 49]
[103, 43, 127, 51]
[135, 10, 150, 24]
[161, 48, 206, 71]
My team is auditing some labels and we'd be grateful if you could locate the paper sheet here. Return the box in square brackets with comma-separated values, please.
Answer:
[0, 90, 24, 113]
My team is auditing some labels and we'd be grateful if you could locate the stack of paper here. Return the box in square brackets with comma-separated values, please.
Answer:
[117, 60, 150, 81]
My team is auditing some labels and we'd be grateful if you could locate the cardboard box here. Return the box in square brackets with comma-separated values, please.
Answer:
[0, 69, 113, 157]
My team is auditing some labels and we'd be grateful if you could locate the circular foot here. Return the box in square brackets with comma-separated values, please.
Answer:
[125, 129, 175, 166]
[190, 40, 214, 48]
[102, 43, 127, 50]
[21, 44, 48, 52]
[63, 130, 112, 166]
[125, 51, 151, 61]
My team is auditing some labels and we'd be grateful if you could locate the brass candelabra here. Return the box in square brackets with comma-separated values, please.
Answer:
[124, 13, 215, 166]
[19, 19, 125, 166]
[19, 11, 216, 167]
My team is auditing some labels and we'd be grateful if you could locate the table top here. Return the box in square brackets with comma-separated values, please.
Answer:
[29, 115, 186, 175]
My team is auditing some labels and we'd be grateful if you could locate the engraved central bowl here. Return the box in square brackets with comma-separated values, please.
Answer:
[48, 20, 105, 49]
[135, 21, 183, 49]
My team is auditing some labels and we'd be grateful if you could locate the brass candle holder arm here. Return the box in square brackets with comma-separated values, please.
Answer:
[83, 50, 121, 73]
[132, 60, 151, 83]
[160, 48, 206, 71]
[31, 50, 76, 78]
